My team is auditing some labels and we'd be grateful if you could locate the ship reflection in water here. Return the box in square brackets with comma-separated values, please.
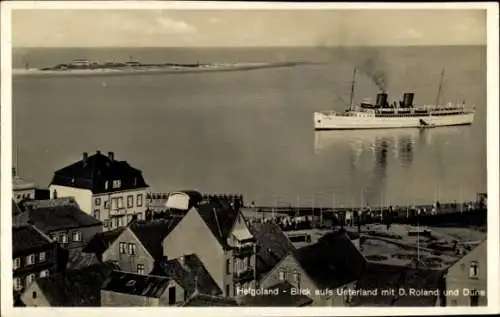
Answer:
[313, 126, 474, 206]
[314, 126, 471, 166]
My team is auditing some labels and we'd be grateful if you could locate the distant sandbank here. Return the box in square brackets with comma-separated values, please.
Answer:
[13, 62, 310, 78]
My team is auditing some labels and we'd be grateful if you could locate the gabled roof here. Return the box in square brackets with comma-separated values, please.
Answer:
[12, 225, 54, 255]
[195, 197, 239, 248]
[150, 254, 221, 298]
[241, 281, 313, 307]
[129, 218, 182, 259]
[101, 271, 172, 298]
[65, 250, 101, 271]
[351, 262, 444, 306]
[35, 261, 119, 306]
[82, 227, 126, 256]
[14, 200, 102, 232]
[183, 294, 239, 306]
[50, 151, 148, 194]
[249, 223, 297, 279]
[294, 229, 367, 289]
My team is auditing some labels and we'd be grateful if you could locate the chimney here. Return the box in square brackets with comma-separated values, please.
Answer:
[108, 152, 114, 161]
[402, 93, 415, 108]
[96, 150, 101, 155]
[12, 167, 17, 177]
[83, 152, 88, 167]
[376, 93, 388, 107]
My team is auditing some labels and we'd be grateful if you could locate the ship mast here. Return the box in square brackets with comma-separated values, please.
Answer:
[435, 69, 445, 107]
[348, 68, 357, 111]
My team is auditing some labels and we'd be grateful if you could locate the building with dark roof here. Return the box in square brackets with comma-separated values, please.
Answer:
[20, 261, 119, 306]
[101, 270, 184, 306]
[13, 225, 58, 300]
[443, 240, 487, 307]
[86, 218, 181, 275]
[150, 254, 222, 299]
[259, 229, 367, 306]
[351, 262, 445, 306]
[163, 195, 257, 297]
[14, 198, 102, 251]
[249, 222, 297, 281]
[48, 151, 150, 231]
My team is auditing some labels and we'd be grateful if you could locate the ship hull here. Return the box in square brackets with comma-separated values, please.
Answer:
[314, 112, 475, 130]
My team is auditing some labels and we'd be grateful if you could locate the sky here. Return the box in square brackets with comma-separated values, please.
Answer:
[11, 9, 486, 48]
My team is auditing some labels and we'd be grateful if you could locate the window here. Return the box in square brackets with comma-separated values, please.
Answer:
[39, 270, 49, 278]
[39, 252, 46, 262]
[168, 287, 176, 305]
[13, 258, 21, 270]
[26, 273, 36, 286]
[128, 243, 136, 255]
[279, 269, 286, 281]
[469, 261, 479, 279]
[105, 181, 109, 190]
[137, 194, 143, 207]
[137, 264, 145, 275]
[13, 277, 22, 291]
[119, 242, 127, 254]
[72, 231, 82, 242]
[127, 195, 134, 208]
[26, 254, 35, 265]
[113, 180, 121, 189]
[60, 233, 68, 244]
[136, 213, 142, 221]
[104, 200, 110, 209]
[95, 198, 101, 206]
[226, 259, 231, 274]
[118, 197, 124, 209]
[225, 285, 230, 296]
[127, 214, 133, 224]
[293, 271, 301, 287]
[93, 209, 100, 220]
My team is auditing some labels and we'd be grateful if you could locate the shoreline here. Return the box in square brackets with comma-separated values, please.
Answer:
[12, 61, 310, 78]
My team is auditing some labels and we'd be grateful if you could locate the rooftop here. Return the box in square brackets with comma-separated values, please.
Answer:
[65, 250, 100, 271]
[50, 151, 148, 194]
[249, 222, 297, 279]
[101, 271, 172, 298]
[294, 229, 367, 289]
[12, 225, 54, 254]
[195, 197, 239, 248]
[151, 254, 222, 298]
[351, 262, 444, 306]
[129, 218, 182, 259]
[14, 199, 102, 232]
[35, 261, 119, 306]
[82, 227, 126, 256]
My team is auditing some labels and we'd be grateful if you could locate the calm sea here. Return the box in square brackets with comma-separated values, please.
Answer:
[12, 46, 487, 207]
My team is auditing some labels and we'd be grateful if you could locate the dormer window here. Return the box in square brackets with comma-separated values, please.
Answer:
[105, 181, 109, 190]
[113, 180, 121, 189]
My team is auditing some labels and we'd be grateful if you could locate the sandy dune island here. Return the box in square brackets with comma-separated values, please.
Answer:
[13, 61, 310, 78]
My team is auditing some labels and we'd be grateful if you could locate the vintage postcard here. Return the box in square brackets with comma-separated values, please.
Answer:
[1, 1, 498, 316]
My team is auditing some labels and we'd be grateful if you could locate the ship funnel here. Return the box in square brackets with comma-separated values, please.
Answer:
[376, 93, 388, 107]
[402, 93, 415, 107]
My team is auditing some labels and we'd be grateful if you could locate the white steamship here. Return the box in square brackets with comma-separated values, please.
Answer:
[314, 69, 475, 130]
